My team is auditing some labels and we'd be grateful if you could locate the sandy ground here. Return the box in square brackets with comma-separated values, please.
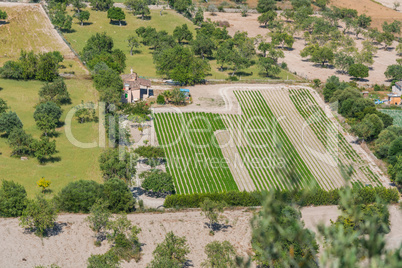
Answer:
[1, 206, 401, 267]
[204, 11, 399, 85]
[0, 209, 253, 268]
[376, 0, 402, 12]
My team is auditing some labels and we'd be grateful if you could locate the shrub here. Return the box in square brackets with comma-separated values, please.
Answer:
[156, 94, 165, 105]
[227, 76, 239, 81]
[56, 180, 104, 213]
[140, 170, 175, 196]
[0, 180, 28, 217]
[103, 178, 135, 213]
[19, 195, 57, 237]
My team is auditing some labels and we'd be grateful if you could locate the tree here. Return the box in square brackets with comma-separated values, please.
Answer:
[86, 199, 111, 243]
[356, 14, 371, 29]
[125, 0, 150, 20]
[193, 8, 204, 26]
[72, 0, 86, 13]
[207, 4, 218, 15]
[388, 156, 402, 184]
[251, 193, 318, 267]
[0, 98, 8, 114]
[34, 101, 62, 124]
[388, 137, 402, 165]
[310, 47, 334, 66]
[384, 64, 402, 81]
[93, 68, 123, 104]
[258, 57, 280, 77]
[271, 32, 294, 49]
[201, 241, 237, 268]
[0, 10, 8, 21]
[52, 9, 73, 31]
[191, 33, 215, 59]
[153, 45, 210, 85]
[335, 52, 355, 74]
[56, 180, 104, 213]
[81, 32, 114, 63]
[39, 77, 71, 105]
[35, 114, 57, 137]
[106, 214, 142, 262]
[394, 1, 401, 11]
[148, 231, 190, 268]
[0, 111, 23, 136]
[31, 137, 57, 163]
[90, 0, 114, 11]
[173, 24, 193, 44]
[257, 10, 277, 27]
[127, 35, 140, 56]
[103, 178, 135, 213]
[35, 52, 62, 81]
[107, 7, 125, 26]
[257, 0, 276, 13]
[19, 195, 57, 237]
[37, 177, 51, 193]
[200, 198, 226, 233]
[291, 0, 311, 9]
[348, 63, 369, 80]
[7, 128, 34, 157]
[140, 169, 175, 195]
[99, 148, 136, 182]
[383, 20, 401, 35]
[75, 10, 90, 26]
[375, 129, 397, 159]
[0, 180, 28, 217]
[353, 113, 384, 141]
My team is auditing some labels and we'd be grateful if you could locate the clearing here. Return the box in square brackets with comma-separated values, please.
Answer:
[379, 109, 402, 127]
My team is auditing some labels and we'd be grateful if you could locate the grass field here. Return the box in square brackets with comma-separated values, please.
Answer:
[379, 109, 402, 127]
[62, 7, 299, 80]
[0, 78, 102, 197]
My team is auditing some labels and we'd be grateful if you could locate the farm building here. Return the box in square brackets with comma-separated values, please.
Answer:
[388, 81, 402, 105]
[121, 69, 152, 103]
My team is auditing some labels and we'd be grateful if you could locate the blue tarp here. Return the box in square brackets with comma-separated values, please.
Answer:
[180, 88, 190, 93]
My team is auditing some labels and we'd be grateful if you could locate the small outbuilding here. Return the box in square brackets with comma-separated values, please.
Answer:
[121, 69, 152, 103]
[389, 81, 402, 105]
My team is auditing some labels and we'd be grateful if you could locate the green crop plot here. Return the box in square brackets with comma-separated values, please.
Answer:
[154, 112, 238, 194]
[379, 109, 402, 127]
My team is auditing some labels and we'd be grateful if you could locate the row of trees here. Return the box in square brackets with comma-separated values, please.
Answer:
[321, 75, 402, 186]
[0, 50, 63, 81]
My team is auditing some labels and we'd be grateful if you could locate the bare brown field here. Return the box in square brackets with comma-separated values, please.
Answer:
[329, 0, 402, 31]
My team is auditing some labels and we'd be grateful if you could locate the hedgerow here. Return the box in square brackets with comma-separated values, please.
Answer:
[163, 187, 399, 208]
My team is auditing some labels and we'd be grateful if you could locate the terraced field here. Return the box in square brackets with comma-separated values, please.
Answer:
[154, 88, 383, 194]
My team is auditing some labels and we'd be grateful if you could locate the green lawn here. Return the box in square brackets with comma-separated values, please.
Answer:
[0, 78, 102, 197]
[63, 8, 300, 81]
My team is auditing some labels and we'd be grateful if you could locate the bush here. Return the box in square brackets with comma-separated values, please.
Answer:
[374, 84, 381, 91]
[56, 180, 104, 213]
[227, 76, 239, 81]
[156, 94, 166, 105]
[163, 187, 399, 208]
[140, 170, 175, 196]
[281, 62, 288, 70]
[0, 180, 28, 217]
[103, 178, 135, 213]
